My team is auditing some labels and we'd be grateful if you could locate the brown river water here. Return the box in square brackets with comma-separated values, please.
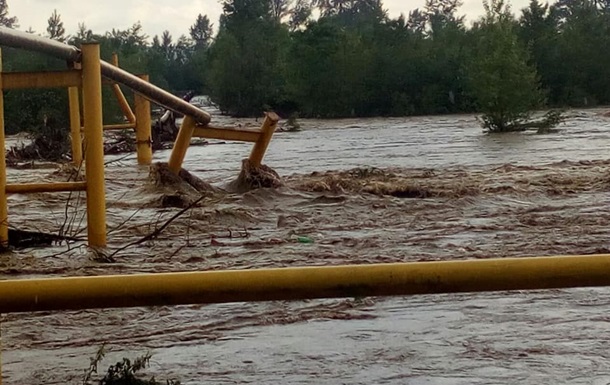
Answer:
[2, 109, 610, 384]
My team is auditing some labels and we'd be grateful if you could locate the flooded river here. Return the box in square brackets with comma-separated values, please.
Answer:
[2, 109, 610, 384]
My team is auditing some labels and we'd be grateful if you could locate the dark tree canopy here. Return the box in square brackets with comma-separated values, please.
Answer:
[0, 0, 17, 28]
[1, 0, 609, 132]
[190, 14, 214, 48]
[46, 9, 66, 41]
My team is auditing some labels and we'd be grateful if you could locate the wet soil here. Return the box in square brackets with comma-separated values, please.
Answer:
[2, 109, 610, 384]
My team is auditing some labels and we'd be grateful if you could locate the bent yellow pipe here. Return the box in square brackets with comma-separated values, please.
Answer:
[1, 254, 610, 313]
[168, 115, 196, 173]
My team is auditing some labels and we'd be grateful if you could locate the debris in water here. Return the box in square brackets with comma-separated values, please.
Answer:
[149, 162, 219, 207]
[296, 236, 314, 244]
[3, 228, 82, 250]
[6, 120, 71, 164]
[225, 158, 283, 193]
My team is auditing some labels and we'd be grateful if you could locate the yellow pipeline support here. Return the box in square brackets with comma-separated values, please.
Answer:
[68, 86, 83, 165]
[112, 85, 136, 123]
[81, 43, 106, 248]
[249, 112, 279, 166]
[168, 115, 196, 174]
[1, 70, 82, 89]
[6, 182, 87, 194]
[3, 254, 610, 313]
[0, 49, 8, 248]
[193, 125, 262, 143]
[110, 53, 136, 124]
[101, 123, 136, 131]
[134, 75, 152, 165]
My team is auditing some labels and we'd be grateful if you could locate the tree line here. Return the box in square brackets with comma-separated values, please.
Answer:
[0, 0, 609, 133]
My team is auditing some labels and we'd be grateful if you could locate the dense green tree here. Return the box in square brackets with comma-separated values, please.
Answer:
[160, 30, 174, 60]
[208, 0, 289, 116]
[190, 14, 214, 49]
[46, 10, 66, 41]
[0, 0, 17, 28]
[2, 0, 610, 130]
[518, 0, 563, 103]
[72, 22, 94, 44]
[468, 0, 545, 131]
[553, 0, 610, 105]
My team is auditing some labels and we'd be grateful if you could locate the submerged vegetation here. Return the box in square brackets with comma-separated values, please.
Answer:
[0, 0, 606, 133]
[468, 0, 547, 132]
[83, 347, 181, 385]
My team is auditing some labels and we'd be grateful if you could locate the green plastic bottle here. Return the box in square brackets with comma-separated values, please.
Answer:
[297, 236, 314, 244]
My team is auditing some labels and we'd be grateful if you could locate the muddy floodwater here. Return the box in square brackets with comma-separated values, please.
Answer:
[3, 109, 610, 384]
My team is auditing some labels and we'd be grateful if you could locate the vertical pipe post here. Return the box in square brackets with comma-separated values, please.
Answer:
[0, 48, 8, 249]
[167, 116, 196, 174]
[249, 112, 279, 166]
[110, 53, 136, 124]
[1, 317, 2, 385]
[0, 48, 6, 384]
[81, 43, 107, 248]
[134, 75, 152, 165]
[68, 86, 83, 165]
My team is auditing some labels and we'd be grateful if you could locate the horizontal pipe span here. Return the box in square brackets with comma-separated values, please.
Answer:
[103, 123, 136, 131]
[1, 70, 82, 89]
[99, 62, 211, 125]
[193, 125, 261, 142]
[81, 123, 136, 131]
[0, 27, 80, 62]
[6, 182, 87, 194]
[1, 255, 610, 313]
[0, 27, 211, 125]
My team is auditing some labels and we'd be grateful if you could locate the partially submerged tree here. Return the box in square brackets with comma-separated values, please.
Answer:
[468, 0, 548, 132]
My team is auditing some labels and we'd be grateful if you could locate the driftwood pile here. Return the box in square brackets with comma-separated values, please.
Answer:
[6, 92, 198, 163]
[6, 120, 72, 165]
[226, 159, 283, 193]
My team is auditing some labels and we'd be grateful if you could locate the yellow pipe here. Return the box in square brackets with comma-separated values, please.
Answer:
[101, 123, 136, 131]
[68, 86, 83, 165]
[0, 49, 8, 248]
[112, 84, 136, 124]
[110, 53, 136, 124]
[168, 115, 196, 174]
[1, 49, 4, 385]
[249, 112, 279, 166]
[193, 125, 261, 142]
[2, 254, 610, 313]
[6, 182, 86, 194]
[134, 75, 153, 165]
[81, 123, 136, 132]
[1, 70, 82, 89]
[0, 50, 4, 385]
[81, 43, 106, 248]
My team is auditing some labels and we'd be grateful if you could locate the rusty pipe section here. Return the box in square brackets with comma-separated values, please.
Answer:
[2, 255, 610, 313]
[0, 27, 211, 125]
[0, 27, 80, 62]
[99, 62, 211, 124]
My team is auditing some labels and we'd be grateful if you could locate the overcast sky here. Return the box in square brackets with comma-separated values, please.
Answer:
[9, 0, 532, 41]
